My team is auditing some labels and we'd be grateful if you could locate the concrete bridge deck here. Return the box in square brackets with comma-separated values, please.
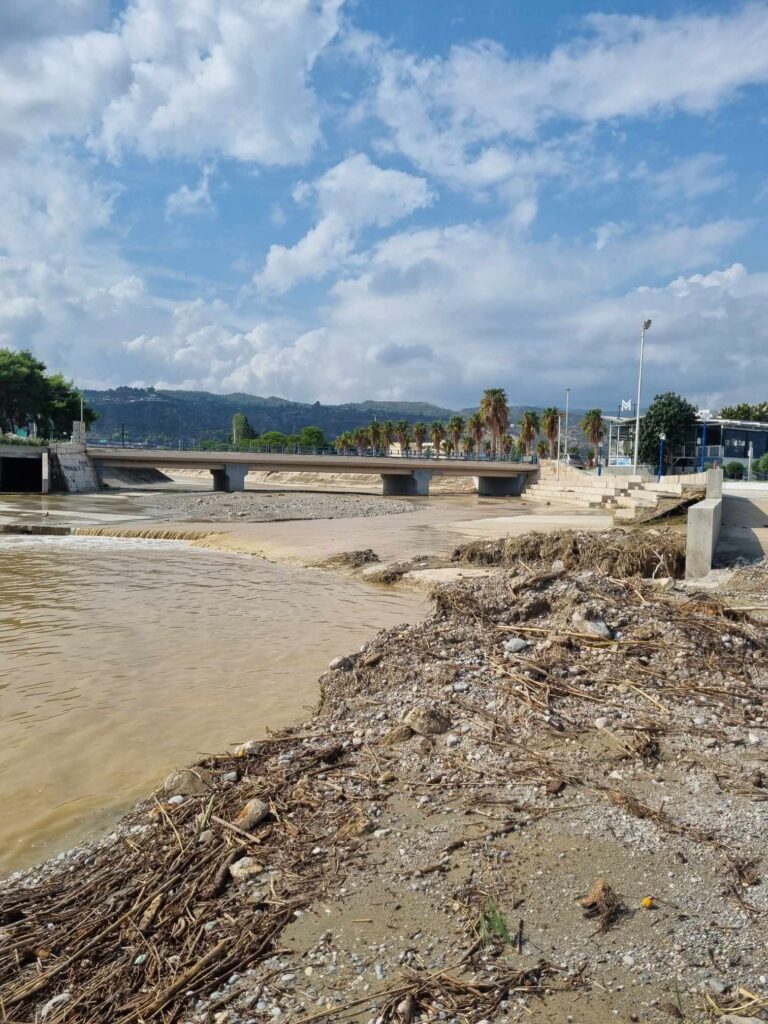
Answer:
[87, 447, 538, 496]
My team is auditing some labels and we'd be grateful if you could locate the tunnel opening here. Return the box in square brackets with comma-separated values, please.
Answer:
[0, 456, 43, 492]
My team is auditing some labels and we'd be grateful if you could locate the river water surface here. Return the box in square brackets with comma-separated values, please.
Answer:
[0, 535, 426, 874]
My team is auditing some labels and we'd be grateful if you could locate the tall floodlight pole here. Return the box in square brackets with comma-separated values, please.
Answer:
[564, 388, 571, 464]
[632, 320, 652, 472]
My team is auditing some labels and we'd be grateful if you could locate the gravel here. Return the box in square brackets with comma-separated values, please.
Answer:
[131, 490, 416, 522]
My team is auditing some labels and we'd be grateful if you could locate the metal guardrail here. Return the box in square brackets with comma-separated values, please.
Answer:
[86, 440, 538, 464]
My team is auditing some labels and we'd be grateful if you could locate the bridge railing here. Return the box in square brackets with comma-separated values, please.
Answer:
[87, 439, 538, 464]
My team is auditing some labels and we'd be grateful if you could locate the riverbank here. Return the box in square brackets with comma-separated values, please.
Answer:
[2, 536, 766, 1023]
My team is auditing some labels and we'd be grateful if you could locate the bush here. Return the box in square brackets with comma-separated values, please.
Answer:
[725, 461, 745, 479]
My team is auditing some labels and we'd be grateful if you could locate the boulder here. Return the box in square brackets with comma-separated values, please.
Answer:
[404, 704, 451, 736]
[164, 767, 214, 797]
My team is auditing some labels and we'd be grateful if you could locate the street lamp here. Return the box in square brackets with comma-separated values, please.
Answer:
[632, 319, 652, 473]
[657, 431, 666, 482]
[564, 387, 571, 465]
[699, 409, 710, 472]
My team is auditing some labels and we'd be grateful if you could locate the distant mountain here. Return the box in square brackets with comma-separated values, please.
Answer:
[83, 387, 461, 445]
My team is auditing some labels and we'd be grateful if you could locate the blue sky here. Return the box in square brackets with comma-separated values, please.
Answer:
[1, 0, 767, 410]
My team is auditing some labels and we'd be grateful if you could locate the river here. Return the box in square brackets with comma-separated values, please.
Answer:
[0, 534, 426, 875]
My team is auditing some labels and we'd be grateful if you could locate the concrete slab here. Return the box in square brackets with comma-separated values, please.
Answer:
[440, 512, 614, 539]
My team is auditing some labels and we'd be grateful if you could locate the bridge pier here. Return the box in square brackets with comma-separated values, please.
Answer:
[381, 470, 431, 497]
[475, 474, 524, 497]
[211, 464, 248, 492]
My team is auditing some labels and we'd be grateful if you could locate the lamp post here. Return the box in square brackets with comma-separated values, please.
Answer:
[556, 414, 562, 480]
[657, 432, 666, 482]
[564, 387, 571, 465]
[597, 438, 604, 477]
[632, 319, 652, 473]
[699, 409, 710, 472]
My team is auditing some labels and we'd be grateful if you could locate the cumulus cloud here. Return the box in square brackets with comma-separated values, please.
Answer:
[165, 165, 216, 219]
[255, 154, 434, 293]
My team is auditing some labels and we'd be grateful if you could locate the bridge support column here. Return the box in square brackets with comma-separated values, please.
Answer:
[475, 474, 524, 497]
[381, 470, 431, 496]
[41, 452, 49, 494]
[211, 464, 248, 492]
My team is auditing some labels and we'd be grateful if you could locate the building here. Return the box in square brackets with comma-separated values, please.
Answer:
[692, 415, 768, 471]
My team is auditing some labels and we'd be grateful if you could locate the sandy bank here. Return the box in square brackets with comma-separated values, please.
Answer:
[2, 543, 766, 1023]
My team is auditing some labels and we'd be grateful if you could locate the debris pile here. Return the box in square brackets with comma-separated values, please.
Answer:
[1, 563, 767, 1023]
[452, 527, 686, 579]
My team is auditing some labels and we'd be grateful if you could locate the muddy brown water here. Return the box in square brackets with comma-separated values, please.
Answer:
[0, 534, 426, 875]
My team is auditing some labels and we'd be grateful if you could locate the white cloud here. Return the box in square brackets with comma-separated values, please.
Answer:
[368, 5, 768, 191]
[165, 165, 216, 219]
[638, 153, 732, 201]
[97, 0, 345, 164]
[255, 154, 433, 293]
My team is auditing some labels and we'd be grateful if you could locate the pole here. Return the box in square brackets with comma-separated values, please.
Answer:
[564, 388, 571, 464]
[700, 417, 707, 472]
[657, 435, 665, 482]
[597, 439, 603, 477]
[632, 320, 650, 473]
[121, 423, 125, 448]
[556, 415, 561, 480]
[748, 442, 754, 481]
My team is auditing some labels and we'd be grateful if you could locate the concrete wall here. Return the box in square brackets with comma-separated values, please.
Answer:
[685, 497, 722, 579]
[50, 442, 100, 493]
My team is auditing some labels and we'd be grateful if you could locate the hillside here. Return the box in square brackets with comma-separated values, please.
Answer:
[84, 387, 589, 446]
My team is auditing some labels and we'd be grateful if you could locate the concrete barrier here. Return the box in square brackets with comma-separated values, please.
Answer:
[685, 497, 722, 579]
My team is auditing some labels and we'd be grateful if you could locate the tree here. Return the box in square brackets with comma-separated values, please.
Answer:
[395, 419, 411, 454]
[461, 435, 474, 456]
[335, 431, 353, 453]
[536, 439, 548, 459]
[638, 392, 697, 468]
[429, 420, 446, 456]
[447, 415, 465, 452]
[720, 402, 768, 422]
[352, 426, 370, 454]
[501, 434, 514, 457]
[231, 412, 256, 445]
[479, 388, 509, 456]
[413, 422, 427, 455]
[519, 411, 540, 456]
[443, 438, 454, 457]
[0, 348, 96, 436]
[541, 407, 559, 459]
[298, 425, 327, 449]
[381, 420, 395, 453]
[258, 430, 286, 447]
[580, 409, 603, 462]
[467, 412, 485, 456]
[369, 421, 382, 454]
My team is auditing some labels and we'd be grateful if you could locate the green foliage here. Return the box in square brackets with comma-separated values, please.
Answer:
[0, 348, 96, 437]
[719, 402, 768, 422]
[580, 408, 604, 448]
[725, 461, 745, 479]
[541, 406, 559, 457]
[638, 392, 697, 467]
[755, 453, 768, 475]
[258, 430, 287, 446]
[474, 898, 514, 948]
[412, 421, 427, 453]
[298, 425, 327, 448]
[479, 388, 510, 449]
[519, 410, 540, 455]
[231, 412, 256, 444]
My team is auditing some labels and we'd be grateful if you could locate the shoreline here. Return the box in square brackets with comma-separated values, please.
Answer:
[2, 517, 767, 1021]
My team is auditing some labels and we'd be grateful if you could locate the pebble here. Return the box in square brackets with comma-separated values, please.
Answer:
[222, 771, 238, 782]
[234, 798, 270, 831]
[584, 619, 613, 640]
[404, 704, 451, 736]
[446, 733, 460, 747]
[594, 716, 611, 730]
[164, 766, 213, 797]
[329, 656, 353, 671]
[228, 857, 265, 883]
[503, 637, 529, 654]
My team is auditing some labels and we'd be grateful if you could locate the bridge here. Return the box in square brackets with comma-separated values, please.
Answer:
[87, 447, 539, 497]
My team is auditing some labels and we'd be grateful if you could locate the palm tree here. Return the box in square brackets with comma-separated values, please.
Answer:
[413, 421, 427, 455]
[541, 407, 559, 459]
[581, 409, 604, 461]
[369, 420, 382, 455]
[429, 420, 446, 457]
[479, 388, 510, 456]
[519, 410, 540, 456]
[335, 432, 352, 454]
[447, 415, 465, 452]
[483, 440, 492, 458]
[461, 435, 474, 456]
[467, 412, 485, 456]
[381, 420, 395, 454]
[443, 438, 454, 458]
[395, 419, 411, 454]
[352, 426, 369, 455]
[536, 439, 548, 460]
[501, 434, 514, 458]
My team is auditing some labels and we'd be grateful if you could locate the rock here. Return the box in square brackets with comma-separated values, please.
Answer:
[594, 716, 611, 730]
[552, 559, 566, 572]
[704, 978, 729, 996]
[329, 655, 353, 671]
[702, 736, 718, 748]
[546, 779, 565, 795]
[234, 739, 261, 756]
[503, 637, 529, 655]
[584, 619, 613, 640]
[747, 731, 762, 745]
[720, 1017, 766, 1024]
[164, 766, 214, 797]
[229, 857, 265, 882]
[446, 733, 460, 748]
[222, 771, 238, 782]
[167, 795, 185, 805]
[749, 770, 764, 788]
[404, 704, 451, 736]
[233, 798, 270, 832]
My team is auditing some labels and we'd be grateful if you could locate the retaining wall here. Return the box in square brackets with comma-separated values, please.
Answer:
[50, 442, 100, 493]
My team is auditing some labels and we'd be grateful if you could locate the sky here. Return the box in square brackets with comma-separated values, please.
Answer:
[2, 0, 768, 410]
